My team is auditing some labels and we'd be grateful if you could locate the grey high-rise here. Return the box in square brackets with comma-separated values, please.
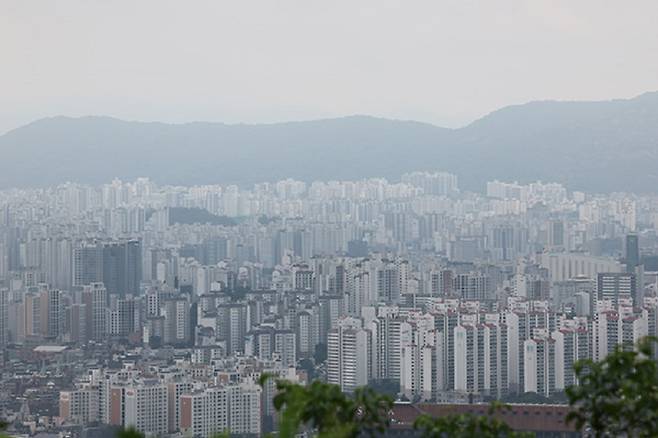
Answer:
[102, 240, 142, 296]
[626, 234, 640, 272]
[73, 244, 103, 287]
[597, 272, 637, 306]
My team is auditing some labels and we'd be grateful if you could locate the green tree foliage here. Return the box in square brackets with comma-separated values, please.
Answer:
[566, 336, 658, 437]
[413, 402, 534, 438]
[116, 426, 228, 438]
[116, 428, 144, 438]
[260, 375, 393, 438]
[0, 421, 9, 438]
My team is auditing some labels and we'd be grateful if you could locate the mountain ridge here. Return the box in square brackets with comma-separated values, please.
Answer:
[2, 92, 658, 192]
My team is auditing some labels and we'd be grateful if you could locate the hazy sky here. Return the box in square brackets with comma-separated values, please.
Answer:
[2, 0, 658, 134]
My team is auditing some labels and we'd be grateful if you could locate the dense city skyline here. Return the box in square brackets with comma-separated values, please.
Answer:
[1, 169, 658, 435]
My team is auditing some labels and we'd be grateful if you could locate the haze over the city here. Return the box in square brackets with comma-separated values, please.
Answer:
[3, 2, 658, 438]
[2, 0, 658, 134]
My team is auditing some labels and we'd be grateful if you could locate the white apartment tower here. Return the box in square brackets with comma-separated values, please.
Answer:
[327, 317, 371, 393]
[453, 322, 508, 397]
[180, 384, 261, 437]
[523, 337, 556, 397]
[399, 312, 437, 401]
[124, 379, 169, 436]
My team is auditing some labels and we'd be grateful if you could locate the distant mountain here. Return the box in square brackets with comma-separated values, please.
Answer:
[2, 92, 658, 192]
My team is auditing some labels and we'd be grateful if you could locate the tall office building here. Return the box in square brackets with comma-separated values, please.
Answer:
[624, 234, 645, 306]
[24, 290, 41, 338]
[74, 241, 142, 296]
[454, 273, 490, 301]
[69, 303, 87, 344]
[291, 264, 314, 290]
[626, 234, 640, 272]
[429, 269, 454, 297]
[73, 244, 103, 287]
[216, 303, 247, 354]
[103, 240, 142, 296]
[548, 220, 565, 249]
[490, 225, 521, 262]
[376, 265, 397, 303]
[296, 308, 320, 358]
[109, 295, 140, 339]
[163, 297, 191, 346]
[82, 283, 108, 341]
[0, 288, 8, 348]
[39, 285, 62, 339]
[597, 273, 637, 307]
